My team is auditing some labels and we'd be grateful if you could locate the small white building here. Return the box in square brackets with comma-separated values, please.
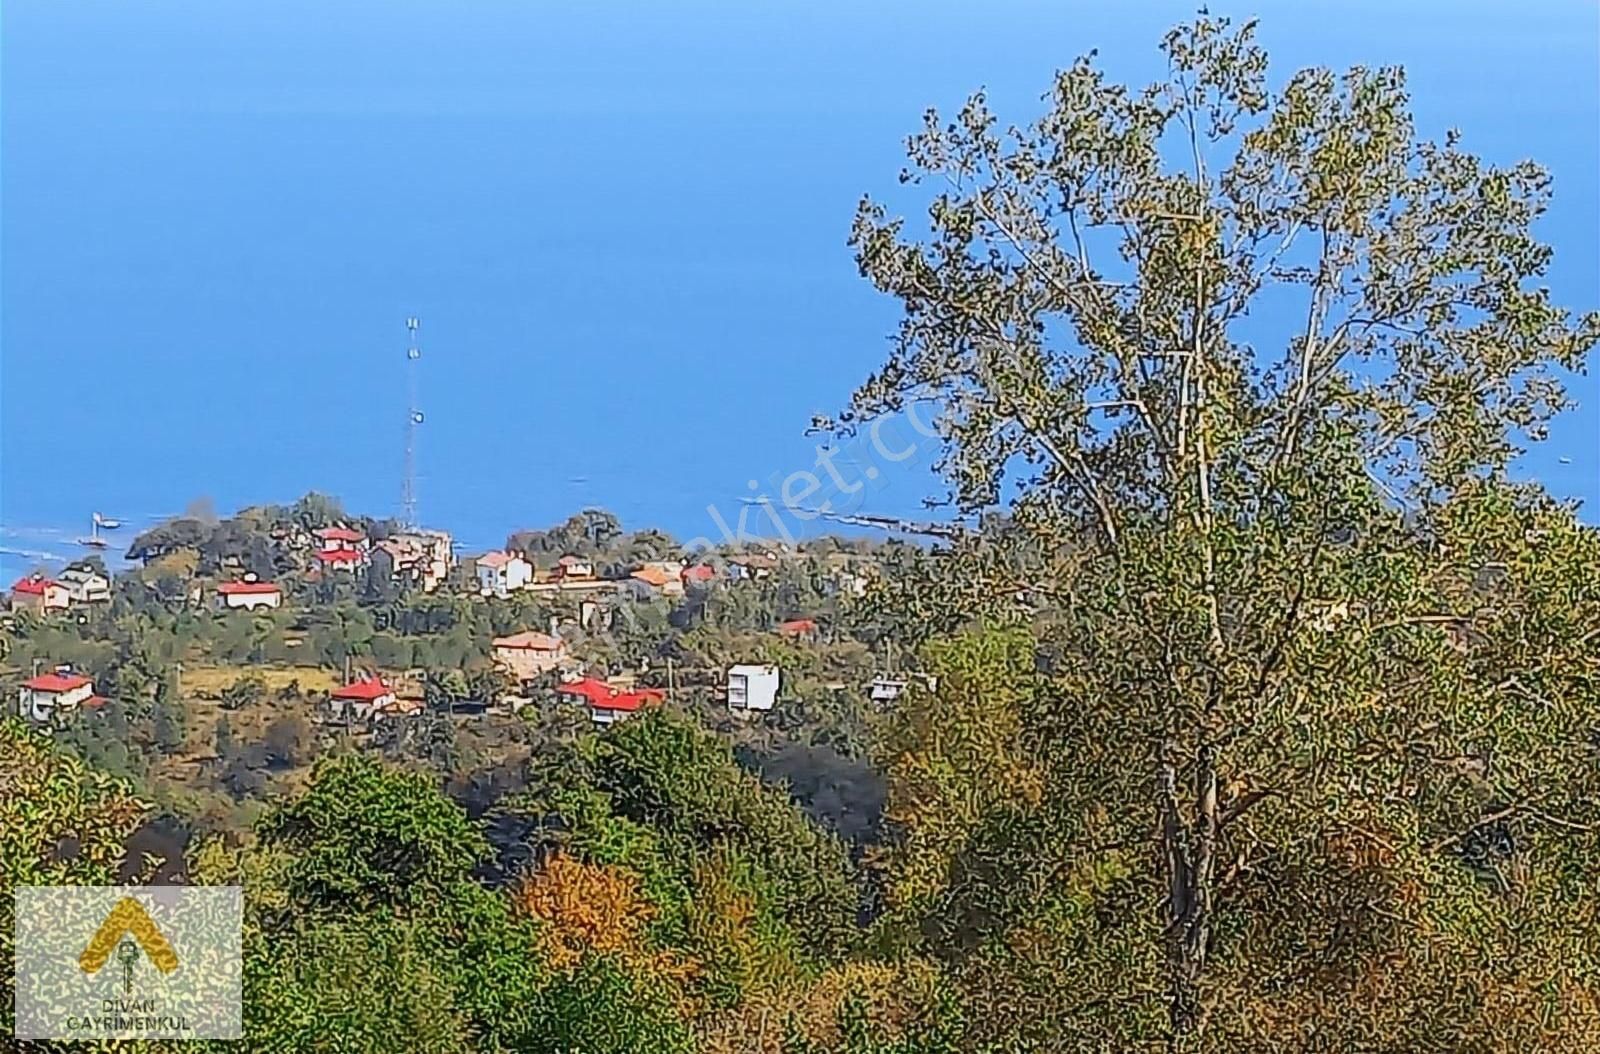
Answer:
[59, 567, 111, 604]
[869, 677, 909, 704]
[19, 670, 103, 724]
[476, 551, 533, 597]
[216, 580, 283, 610]
[727, 663, 780, 712]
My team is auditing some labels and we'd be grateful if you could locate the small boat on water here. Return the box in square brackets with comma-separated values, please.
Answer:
[77, 512, 114, 548]
[94, 512, 122, 530]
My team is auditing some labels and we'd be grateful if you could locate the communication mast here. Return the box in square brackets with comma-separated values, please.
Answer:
[402, 316, 423, 528]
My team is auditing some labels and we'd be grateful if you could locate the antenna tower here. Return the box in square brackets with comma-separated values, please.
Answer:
[402, 317, 423, 528]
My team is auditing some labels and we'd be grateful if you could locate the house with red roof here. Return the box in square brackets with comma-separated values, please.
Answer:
[777, 617, 819, 640]
[629, 562, 685, 598]
[492, 630, 569, 682]
[316, 526, 369, 549]
[327, 676, 396, 723]
[680, 564, 717, 588]
[555, 676, 664, 726]
[10, 574, 71, 614]
[18, 669, 105, 725]
[475, 551, 533, 597]
[215, 579, 283, 611]
[315, 546, 369, 573]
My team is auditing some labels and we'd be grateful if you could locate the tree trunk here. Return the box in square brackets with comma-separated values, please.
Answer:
[1160, 736, 1218, 1049]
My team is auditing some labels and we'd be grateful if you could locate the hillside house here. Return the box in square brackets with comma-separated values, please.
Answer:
[727, 553, 778, 581]
[727, 663, 780, 712]
[59, 567, 112, 604]
[680, 564, 717, 588]
[476, 551, 533, 597]
[492, 631, 569, 682]
[630, 563, 684, 597]
[10, 575, 71, 614]
[554, 554, 596, 581]
[19, 670, 104, 724]
[216, 580, 283, 610]
[370, 530, 453, 592]
[327, 676, 396, 723]
[777, 618, 819, 640]
[556, 677, 663, 726]
[315, 547, 369, 572]
[315, 526, 369, 552]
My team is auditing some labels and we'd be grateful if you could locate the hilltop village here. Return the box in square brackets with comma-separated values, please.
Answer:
[3, 492, 924, 838]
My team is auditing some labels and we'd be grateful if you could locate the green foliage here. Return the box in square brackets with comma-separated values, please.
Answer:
[0, 721, 150, 1036]
[838, 13, 1600, 1048]
[256, 754, 487, 912]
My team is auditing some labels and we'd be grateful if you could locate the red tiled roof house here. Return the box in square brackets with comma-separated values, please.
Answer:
[555, 677, 664, 726]
[327, 676, 396, 723]
[10, 574, 71, 614]
[18, 670, 105, 725]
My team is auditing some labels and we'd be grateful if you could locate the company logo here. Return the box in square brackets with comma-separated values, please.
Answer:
[78, 896, 181, 993]
[13, 885, 242, 1040]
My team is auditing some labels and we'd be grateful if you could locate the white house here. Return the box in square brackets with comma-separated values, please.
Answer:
[327, 676, 396, 723]
[59, 567, 111, 604]
[216, 580, 283, 610]
[869, 677, 908, 704]
[476, 551, 533, 597]
[727, 663, 780, 712]
[19, 670, 103, 724]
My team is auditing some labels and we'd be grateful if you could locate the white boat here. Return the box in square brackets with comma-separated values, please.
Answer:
[78, 513, 111, 548]
[93, 512, 122, 529]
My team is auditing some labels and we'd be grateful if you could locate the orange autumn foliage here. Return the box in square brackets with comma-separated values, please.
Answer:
[512, 853, 699, 996]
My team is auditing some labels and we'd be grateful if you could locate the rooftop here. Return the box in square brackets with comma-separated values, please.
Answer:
[331, 677, 392, 701]
[217, 580, 281, 595]
[493, 631, 564, 651]
[24, 672, 91, 692]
